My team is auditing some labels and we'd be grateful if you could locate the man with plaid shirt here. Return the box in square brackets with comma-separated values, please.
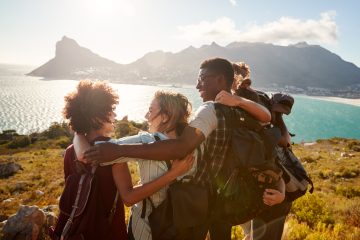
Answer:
[80, 58, 271, 239]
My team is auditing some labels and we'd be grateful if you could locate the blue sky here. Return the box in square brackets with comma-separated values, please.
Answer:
[1, 0, 359, 67]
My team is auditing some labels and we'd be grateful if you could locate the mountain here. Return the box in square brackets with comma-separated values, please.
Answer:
[28, 37, 360, 97]
[27, 36, 121, 79]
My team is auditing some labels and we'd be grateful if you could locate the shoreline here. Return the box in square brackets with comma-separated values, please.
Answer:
[303, 95, 360, 107]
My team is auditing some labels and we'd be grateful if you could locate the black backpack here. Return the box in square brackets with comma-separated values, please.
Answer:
[256, 91, 314, 201]
[213, 104, 283, 225]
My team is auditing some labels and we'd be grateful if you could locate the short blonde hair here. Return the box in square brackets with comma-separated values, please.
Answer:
[154, 91, 192, 136]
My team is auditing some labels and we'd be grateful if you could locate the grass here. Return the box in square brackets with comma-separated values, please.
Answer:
[0, 124, 359, 239]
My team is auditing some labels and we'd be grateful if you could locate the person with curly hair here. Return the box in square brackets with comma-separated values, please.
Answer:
[73, 89, 195, 240]
[52, 81, 192, 240]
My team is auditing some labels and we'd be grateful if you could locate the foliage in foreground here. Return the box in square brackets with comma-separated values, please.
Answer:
[0, 123, 360, 239]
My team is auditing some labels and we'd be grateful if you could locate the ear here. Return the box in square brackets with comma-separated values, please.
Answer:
[216, 74, 228, 89]
[161, 113, 169, 123]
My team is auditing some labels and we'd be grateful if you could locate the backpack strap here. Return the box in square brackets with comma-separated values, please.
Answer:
[61, 173, 87, 239]
[284, 148, 314, 193]
[141, 134, 171, 219]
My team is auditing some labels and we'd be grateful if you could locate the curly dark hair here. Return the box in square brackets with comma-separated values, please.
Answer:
[63, 80, 119, 134]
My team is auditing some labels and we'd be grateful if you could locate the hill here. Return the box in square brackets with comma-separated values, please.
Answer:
[27, 37, 360, 97]
[0, 123, 359, 239]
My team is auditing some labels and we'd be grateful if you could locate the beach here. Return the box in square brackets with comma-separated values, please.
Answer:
[305, 96, 360, 107]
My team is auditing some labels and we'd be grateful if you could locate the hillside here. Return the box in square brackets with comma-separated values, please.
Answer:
[27, 37, 360, 97]
[0, 122, 359, 239]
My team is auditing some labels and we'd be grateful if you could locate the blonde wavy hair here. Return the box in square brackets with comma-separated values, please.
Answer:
[154, 91, 192, 136]
[232, 62, 251, 90]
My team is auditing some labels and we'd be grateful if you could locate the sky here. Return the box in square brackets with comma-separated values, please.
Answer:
[0, 0, 359, 67]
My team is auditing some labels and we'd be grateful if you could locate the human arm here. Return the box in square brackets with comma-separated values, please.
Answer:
[274, 112, 291, 147]
[215, 90, 271, 122]
[263, 178, 285, 206]
[84, 126, 205, 164]
[112, 154, 194, 206]
[73, 133, 91, 162]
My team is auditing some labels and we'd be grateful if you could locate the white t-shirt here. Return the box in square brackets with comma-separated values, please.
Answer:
[189, 101, 218, 138]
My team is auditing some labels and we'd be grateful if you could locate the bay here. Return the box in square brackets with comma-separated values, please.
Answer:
[0, 64, 359, 143]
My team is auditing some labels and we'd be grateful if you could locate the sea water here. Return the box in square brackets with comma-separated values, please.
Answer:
[1, 64, 359, 143]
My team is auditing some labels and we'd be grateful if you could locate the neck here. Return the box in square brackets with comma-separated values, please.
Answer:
[165, 130, 177, 139]
[85, 129, 103, 142]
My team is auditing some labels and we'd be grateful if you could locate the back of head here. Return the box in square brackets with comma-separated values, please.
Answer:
[63, 80, 119, 134]
[154, 91, 192, 136]
[232, 62, 251, 90]
[200, 58, 234, 89]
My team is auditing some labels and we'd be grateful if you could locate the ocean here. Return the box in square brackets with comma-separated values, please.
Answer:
[1, 64, 359, 143]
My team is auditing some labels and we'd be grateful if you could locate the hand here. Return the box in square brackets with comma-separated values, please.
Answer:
[83, 142, 121, 166]
[263, 189, 285, 206]
[170, 154, 194, 177]
[215, 90, 242, 107]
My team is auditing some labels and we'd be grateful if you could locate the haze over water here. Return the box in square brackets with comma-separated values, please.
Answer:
[1, 64, 359, 143]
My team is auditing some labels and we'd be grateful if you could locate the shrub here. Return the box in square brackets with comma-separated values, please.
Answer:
[286, 218, 311, 240]
[335, 186, 360, 198]
[8, 135, 31, 149]
[344, 201, 360, 227]
[114, 121, 140, 138]
[291, 193, 333, 227]
[41, 122, 71, 139]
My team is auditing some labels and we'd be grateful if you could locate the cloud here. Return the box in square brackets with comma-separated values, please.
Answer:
[229, 0, 237, 6]
[176, 11, 338, 46]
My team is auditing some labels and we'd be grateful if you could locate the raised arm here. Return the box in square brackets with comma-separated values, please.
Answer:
[215, 90, 271, 122]
[112, 154, 194, 206]
[84, 126, 205, 164]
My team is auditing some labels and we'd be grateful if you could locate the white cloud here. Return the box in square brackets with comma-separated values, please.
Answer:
[229, 0, 237, 6]
[176, 11, 338, 46]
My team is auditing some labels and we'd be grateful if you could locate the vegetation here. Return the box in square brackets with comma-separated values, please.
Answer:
[0, 123, 359, 239]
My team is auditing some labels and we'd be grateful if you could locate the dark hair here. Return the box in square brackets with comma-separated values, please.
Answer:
[63, 80, 119, 134]
[200, 58, 234, 87]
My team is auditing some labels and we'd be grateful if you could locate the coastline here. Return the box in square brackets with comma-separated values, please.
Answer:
[304, 96, 360, 107]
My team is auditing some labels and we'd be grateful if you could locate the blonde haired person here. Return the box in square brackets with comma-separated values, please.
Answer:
[74, 90, 195, 240]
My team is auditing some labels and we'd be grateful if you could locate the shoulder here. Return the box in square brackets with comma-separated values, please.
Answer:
[189, 101, 218, 138]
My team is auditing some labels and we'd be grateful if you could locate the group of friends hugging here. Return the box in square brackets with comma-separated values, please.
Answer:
[50, 58, 294, 240]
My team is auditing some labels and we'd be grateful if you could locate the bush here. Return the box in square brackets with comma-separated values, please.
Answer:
[41, 122, 71, 139]
[344, 201, 360, 227]
[114, 121, 141, 138]
[286, 219, 311, 240]
[56, 136, 72, 149]
[335, 186, 360, 198]
[8, 135, 31, 149]
[291, 193, 333, 227]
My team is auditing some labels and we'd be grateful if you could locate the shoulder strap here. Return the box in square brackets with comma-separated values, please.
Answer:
[61, 173, 87, 239]
[140, 134, 171, 218]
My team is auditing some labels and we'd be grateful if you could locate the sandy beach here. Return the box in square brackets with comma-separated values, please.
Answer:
[305, 96, 360, 107]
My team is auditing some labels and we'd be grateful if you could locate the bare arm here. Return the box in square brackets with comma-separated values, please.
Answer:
[73, 133, 91, 162]
[274, 112, 291, 147]
[84, 126, 205, 164]
[215, 90, 271, 122]
[112, 155, 194, 206]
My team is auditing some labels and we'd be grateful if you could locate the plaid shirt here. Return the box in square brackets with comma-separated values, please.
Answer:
[194, 105, 232, 187]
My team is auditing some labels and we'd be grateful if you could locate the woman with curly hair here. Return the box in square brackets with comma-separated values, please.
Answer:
[73, 88, 195, 240]
[51, 80, 128, 240]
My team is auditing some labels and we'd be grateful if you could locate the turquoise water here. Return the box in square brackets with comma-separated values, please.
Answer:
[0, 64, 359, 143]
